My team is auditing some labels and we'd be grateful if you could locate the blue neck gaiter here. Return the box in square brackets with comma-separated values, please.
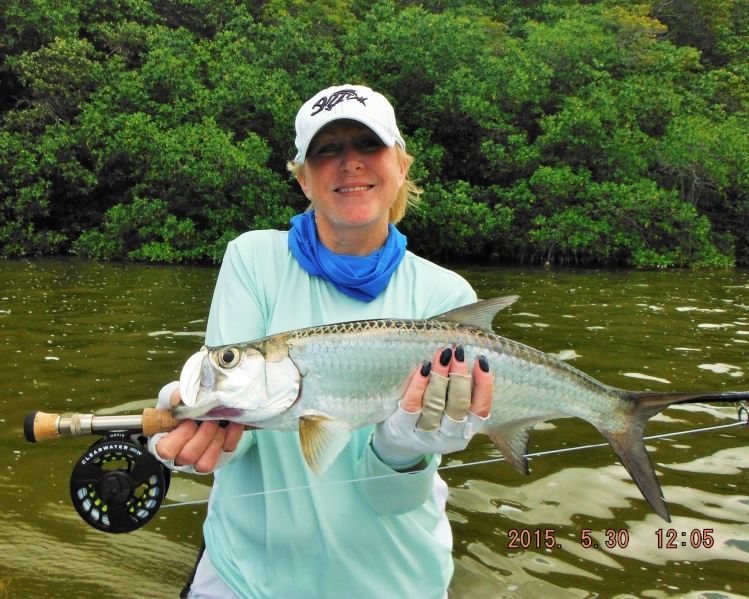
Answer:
[287, 211, 407, 303]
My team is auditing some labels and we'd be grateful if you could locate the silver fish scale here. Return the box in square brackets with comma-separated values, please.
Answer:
[261, 318, 628, 434]
[490, 338, 630, 433]
[284, 320, 439, 429]
[489, 348, 624, 431]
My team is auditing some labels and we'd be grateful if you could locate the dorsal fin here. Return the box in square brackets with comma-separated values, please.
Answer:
[432, 295, 519, 331]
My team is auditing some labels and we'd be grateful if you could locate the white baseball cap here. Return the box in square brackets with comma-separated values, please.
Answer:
[293, 84, 406, 163]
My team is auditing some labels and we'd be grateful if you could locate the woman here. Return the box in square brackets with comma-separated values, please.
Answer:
[150, 85, 493, 598]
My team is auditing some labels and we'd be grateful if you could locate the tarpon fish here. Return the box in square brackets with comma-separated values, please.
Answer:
[174, 296, 748, 522]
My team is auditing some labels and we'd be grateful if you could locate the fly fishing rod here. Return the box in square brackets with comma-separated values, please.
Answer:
[24, 408, 181, 534]
[24, 404, 749, 533]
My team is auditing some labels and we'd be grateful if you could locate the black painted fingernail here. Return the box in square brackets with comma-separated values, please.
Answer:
[440, 347, 452, 366]
[455, 345, 465, 362]
[219, 420, 230, 429]
[479, 355, 489, 372]
[421, 361, 432, 377]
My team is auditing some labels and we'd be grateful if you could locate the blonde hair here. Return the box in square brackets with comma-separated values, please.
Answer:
[287, 146, 421, 225]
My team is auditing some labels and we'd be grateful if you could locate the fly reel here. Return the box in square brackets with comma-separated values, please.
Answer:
[69, 433, 170, 533]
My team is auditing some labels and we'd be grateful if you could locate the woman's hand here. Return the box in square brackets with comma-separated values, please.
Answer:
[403, 345, 492, 424]
[151, 386, 245, 474]
[371, 346, 493, 471]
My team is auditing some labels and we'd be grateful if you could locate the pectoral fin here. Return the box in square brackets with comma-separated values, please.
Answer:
[299, 413, 352, 475]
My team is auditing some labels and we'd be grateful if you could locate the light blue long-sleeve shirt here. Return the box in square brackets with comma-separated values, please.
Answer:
[201, 230, 476, 599]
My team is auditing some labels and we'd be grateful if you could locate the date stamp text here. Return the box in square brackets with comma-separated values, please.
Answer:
[507, 528, 716, 550]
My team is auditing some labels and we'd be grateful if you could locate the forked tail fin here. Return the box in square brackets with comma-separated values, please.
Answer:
[599, 390, 749, 522]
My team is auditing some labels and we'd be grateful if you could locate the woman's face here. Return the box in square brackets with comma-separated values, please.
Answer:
[297, 120, 407, 253]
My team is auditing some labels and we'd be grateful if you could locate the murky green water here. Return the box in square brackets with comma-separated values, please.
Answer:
[1, 259, 748, 598]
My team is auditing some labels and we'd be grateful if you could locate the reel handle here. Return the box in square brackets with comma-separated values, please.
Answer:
[24, 408, 180, 442]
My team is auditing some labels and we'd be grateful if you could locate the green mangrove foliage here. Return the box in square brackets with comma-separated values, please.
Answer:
[1, 0, 747, 266]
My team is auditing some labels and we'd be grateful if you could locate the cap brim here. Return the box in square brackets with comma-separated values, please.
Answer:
[295, 114, 402, 163]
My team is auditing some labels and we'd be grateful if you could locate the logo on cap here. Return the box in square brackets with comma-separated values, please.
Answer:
[310, 89, 368, 116]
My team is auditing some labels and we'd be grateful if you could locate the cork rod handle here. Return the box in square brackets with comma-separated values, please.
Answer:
[24, 409, 181, 443]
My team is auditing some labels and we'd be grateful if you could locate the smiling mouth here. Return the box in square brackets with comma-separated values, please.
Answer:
[337, 185, 373, 193]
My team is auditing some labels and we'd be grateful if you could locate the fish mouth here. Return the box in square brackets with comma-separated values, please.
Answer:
[201, 407, 246, 420]
[171, 401, 244, 421]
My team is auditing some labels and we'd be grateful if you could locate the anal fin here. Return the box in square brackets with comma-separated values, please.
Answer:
[299, 413, 352, 476]
[486, 423, 536, 475]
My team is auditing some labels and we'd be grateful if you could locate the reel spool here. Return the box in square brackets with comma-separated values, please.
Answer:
[69, 433, 170, 533]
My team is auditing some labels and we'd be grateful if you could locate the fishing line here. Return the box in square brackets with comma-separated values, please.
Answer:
[160, 416, 748, 509]
[441, 419, 746, 471]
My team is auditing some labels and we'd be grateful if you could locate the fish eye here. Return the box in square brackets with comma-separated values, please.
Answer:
[216, 347, 242, 368]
